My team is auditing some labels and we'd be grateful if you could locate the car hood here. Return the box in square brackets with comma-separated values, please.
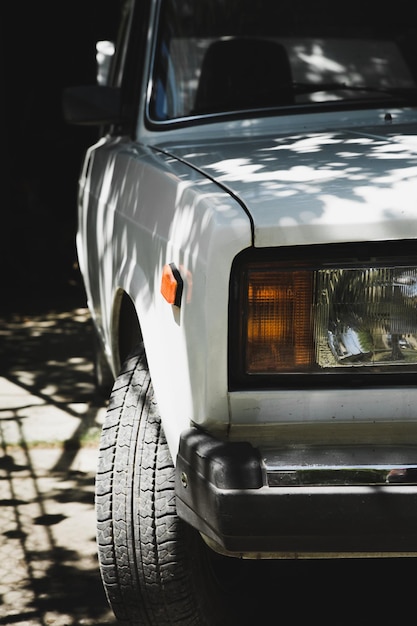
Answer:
[158, 123, 417, 247]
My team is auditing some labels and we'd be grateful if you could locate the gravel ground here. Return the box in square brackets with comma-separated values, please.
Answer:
[0, 286, 116, 625]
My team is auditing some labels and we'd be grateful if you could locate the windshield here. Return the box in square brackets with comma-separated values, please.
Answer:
[149, 0, 417, 122]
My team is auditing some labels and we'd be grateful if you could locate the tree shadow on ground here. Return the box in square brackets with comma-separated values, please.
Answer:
[0, 282, 116, 625]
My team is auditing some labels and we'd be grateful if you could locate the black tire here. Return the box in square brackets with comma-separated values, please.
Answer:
[95, 348, 258, 626]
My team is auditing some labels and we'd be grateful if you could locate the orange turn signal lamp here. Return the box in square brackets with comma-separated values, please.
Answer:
[161, 263, 183, 307]
[245, 268, 314, 372]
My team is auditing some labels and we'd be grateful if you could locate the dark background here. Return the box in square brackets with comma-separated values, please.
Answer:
[5, 1, 121, 303]
[3, 5, 417, 622]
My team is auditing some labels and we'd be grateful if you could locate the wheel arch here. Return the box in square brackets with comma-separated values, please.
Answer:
[112, 289, 143, 375]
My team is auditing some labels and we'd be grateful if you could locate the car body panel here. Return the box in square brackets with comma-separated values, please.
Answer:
[228, 387, 417, 445]
[77, 118, 417, 456]
[76, 135, 252, 452]
[153, 118, 417, 248]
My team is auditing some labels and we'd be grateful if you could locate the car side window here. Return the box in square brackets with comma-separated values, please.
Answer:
[105, 0, 150, 136]
[109, 0, 135, 88]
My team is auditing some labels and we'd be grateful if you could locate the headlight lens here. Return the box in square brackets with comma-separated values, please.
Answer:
[232, 248, 417, 380]
[316, 267, 417, 368]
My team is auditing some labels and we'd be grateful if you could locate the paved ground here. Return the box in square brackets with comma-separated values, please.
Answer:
[0, 285, 116, 625]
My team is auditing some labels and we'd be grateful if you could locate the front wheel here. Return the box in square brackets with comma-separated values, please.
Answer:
[95, 348, 257, 626]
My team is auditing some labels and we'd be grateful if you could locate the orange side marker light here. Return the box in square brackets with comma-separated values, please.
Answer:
[161, 263, 183, 307]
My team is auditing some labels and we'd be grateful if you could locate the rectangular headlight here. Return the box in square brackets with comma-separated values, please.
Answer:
[230, 244, 417, 385]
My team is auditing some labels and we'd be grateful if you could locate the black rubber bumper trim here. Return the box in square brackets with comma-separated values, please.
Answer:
[175, 428, 417, 554]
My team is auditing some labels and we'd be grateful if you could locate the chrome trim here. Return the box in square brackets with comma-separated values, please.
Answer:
[262, 446, 417, 486]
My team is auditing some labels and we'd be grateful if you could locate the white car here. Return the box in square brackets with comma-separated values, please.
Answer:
[64, 0, 417, 624]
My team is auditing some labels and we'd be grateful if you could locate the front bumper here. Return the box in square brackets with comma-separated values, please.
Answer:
[175, 428, 417, 557]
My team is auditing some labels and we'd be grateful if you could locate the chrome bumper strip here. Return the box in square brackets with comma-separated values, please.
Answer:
[263, 446, 417, 486]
